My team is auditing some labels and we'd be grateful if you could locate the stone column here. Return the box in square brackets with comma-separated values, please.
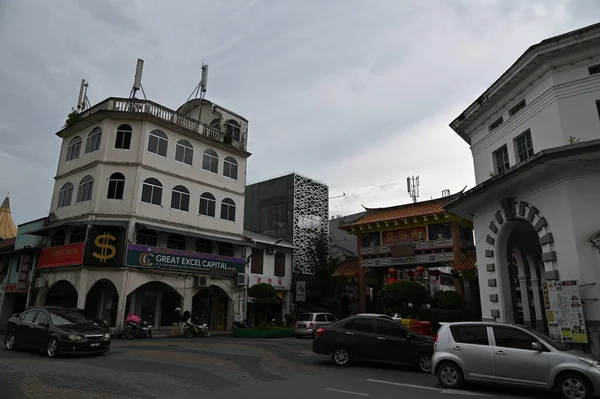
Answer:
[115, 271, 129, 331]
[76, 268, 89, 310]
[450, 221, 464, 296]
[154, 292, 163, 329]
[513, 248, 531, 326]
[527, 254, 545, 331]
[357, 235, 366, 313]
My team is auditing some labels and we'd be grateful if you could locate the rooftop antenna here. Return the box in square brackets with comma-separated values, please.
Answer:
[328, 193, 346, 200]
[77, 79, 90, 111]
[129, 58, 147, 100]
[185, 63, 209, 121]
[407, 176, 420, 203]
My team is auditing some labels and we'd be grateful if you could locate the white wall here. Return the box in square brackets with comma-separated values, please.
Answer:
[248, 247, 293, 287]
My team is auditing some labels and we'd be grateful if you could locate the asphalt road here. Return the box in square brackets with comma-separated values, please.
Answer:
[0, 336, 547, 399]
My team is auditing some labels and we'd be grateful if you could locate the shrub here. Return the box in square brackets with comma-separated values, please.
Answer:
[380, 281, 430, 317]
[311, 307, 327, 313]
[420, 308, 465, 332]
[431, 290, 443, 308]
[292, 307, 308, 316]
[249, 283, 277, 299]
[284, 313, 296, 326]
[438, 291, 465, 311]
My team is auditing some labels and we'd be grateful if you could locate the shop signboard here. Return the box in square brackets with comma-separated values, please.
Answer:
[382, 226, 428, 245]
[3, 283, 27, 294]
[542, 280, 588, 343]
[39, 242, 85, 268]
[16, 254, 33, 291]
[84, 225, 127, 267]
[248, 275, 291, 291]
[125, 244, 244, 275]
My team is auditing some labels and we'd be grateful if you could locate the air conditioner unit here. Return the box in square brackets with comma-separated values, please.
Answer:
[196, 276, 211, 288]
[267, 247, 277, 255]
[236, 273, 247, 286]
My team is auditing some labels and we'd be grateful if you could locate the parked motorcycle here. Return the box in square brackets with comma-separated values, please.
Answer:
[232, 319, 253, 329]
[183, 315, 211, 338]
[122, 312, 153, 339]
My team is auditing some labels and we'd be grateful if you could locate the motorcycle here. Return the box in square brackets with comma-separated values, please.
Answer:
[122, 313, 153, 339]
[183, 315, 211, 338]
[232, 319, 253, 329]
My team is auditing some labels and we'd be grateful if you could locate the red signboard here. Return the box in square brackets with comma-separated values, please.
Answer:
[3, 283, 27, 294]
[382, 226, 428, 245]
[39, 242, 85, 268]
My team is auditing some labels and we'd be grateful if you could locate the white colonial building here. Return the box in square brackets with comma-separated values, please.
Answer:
[27, 96, 254, 331]
[446, 23, 600, 352]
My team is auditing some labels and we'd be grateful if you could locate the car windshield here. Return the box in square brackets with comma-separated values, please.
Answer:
[49, 310, 90, 326]
[526, 327, 569, 351]
[298, 313, 313, 321]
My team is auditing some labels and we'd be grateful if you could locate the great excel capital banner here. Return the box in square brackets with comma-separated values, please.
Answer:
[125, 244, 245, 275]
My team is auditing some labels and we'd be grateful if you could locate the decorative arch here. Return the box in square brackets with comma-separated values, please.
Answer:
[45, 280, 79, 308]
[85, 278, 119, 327]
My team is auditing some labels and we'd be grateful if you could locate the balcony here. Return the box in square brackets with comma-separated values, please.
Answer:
[66, 97, 247, 151]
[361, 252, 454, 268]
[360, 238, 454, 255]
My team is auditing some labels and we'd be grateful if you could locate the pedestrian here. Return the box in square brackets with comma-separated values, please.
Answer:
[173, 307, 182, 336]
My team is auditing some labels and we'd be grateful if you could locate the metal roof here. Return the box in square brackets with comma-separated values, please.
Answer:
[137, 223, 254, 247]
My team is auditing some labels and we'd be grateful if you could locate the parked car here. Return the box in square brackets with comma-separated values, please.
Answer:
[294, 312, 337, 338]
[432, 321, 600, 399]
[312, 313, 434, 373]
[4, 306, 111, 358]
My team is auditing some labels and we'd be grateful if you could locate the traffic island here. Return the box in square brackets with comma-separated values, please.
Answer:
[232, 327, 294, 338]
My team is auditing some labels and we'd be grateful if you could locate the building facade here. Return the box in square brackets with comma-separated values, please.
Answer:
[445, 23, 600, 352]
[26, 96, 254, 331]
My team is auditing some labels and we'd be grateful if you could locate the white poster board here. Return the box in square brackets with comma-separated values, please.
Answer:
[542, 280, 588, 343]
[295, 281, 306, 302]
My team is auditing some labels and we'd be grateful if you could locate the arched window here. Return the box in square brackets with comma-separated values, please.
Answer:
[223, 156, 238, 180]
[57, 182, 74, 208]
[171, 185, 190, 211]
[66, 137, 82, 161]
[167, 234, 186, 250]
[199, 192, 216, 217]
[148, 129, 168, 157]
[69, 227, 86, 244]
[115, 124, 132, 149]
[107, 172, 125, 200]
[226, 120, 241, 142]
[141, 178, 162, 206]
[196, 238, 213, 254]
[76, 175, 94, 203]
[218, 242, 234, 257]
[202, 149, 219, 173]
[85, 127, 102, 153]
[220, 198, 236, 222]
[175, 139, 193, 165]
[50, 230, 66, 247]
[209, 118, 220, 129]
[136, 229, 158, 247]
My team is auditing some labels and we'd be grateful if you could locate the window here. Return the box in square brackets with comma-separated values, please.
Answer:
[76, 175, 94, 202]
[210, 118, 220, 129]
[175, 140, 193, 165]
[218, 243, 234, 257]
[199, 192, 216, 217]
[196, 238, 212, 254]
[251, 248, 264, 274]
[220, 198, 236, 222]
[34, 311, 48, 325]
[171, 185, 190, 211]
[107, 172, 125, 200]
[136, 229, 158, 247]
[141, 178, 163, 206]
[298, 313, 314, 322]
[147, 130, 168, 157]
[508, 99, 526, 117]
[223, 156, 238, 180]
[376, 319, 408, 338]
[202, 149, 219, 173]
[315, 314, 327, 322]
[227, 120, 241, 142]
[115, 124, 132, 149]
[69, 227, 86, 244]
[326, 314, 337, 322]
[22, 311, 38, 323]
[57, 182, 74, 208]
[167, 234, 186, 250]
[492, 145, 510, 175]
[344, 318, 373, 333]
[274, 252, 286, 277]
[50, 231, 66, 247]
[492, 327, 538, 351]
[450, 325, 489, 345]
[66, 137, 82, 161]
[260, 203, 287, 235]
[515, 129, 534, 163]
[589, 64, 600, 75]
[488, 116, 504, 132]
[85, 127, 102, 153]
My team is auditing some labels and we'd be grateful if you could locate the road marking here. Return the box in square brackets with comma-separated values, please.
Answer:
[325, 388, 370, 396]
[366, 378, 441, 391]
[441, 389, 491, 396]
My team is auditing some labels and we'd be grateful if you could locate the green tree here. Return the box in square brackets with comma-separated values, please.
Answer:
[305, 227, 341, 300]
[248, 283, 278, 325]
[437, 290, 465, 311]
[380, 281, 430, 318]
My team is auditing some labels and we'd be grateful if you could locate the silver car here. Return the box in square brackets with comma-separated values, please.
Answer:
[294, 312, 336, 338]
[432, 321, 600, 399]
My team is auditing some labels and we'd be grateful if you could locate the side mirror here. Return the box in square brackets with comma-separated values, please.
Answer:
[532, 342, 543, 352]
[38, 322, 48, 328]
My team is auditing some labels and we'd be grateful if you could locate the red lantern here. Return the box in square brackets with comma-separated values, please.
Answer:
[416, 266, 425, 274]
[407, 270, 415, 278]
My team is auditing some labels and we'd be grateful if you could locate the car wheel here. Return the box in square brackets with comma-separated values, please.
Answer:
[417, 353, 432, 373]
[331, 346, 351, 367]
[557, 373, 592, 399]
[46, 338, 59, 358]
[436, 361, 464, 389]
[5, 332, 16, 351]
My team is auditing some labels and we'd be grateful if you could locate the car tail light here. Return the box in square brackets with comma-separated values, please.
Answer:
[315, 327, 326, 336]
[308, 323, 313, 329]
[434, 333, 438, 343]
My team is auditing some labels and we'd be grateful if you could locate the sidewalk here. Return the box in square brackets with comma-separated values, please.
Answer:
[112, 329, 233, 339]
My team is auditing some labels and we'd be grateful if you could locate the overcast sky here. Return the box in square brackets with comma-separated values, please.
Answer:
[1, 0, 599, 225]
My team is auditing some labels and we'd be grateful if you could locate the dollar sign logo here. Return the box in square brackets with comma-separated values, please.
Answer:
[92, 232, 117, 263]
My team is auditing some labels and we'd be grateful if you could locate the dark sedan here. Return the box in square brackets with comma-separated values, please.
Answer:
[312, 314, 434, 373]
[4, 306, 111, 358]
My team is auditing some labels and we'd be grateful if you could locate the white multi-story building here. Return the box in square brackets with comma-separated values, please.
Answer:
[28, 96, 253, 331]
[446, 23, 600, 352]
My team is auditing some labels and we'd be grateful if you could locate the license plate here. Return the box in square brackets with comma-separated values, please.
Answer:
[298, 324, 305, 328]
[90, 343, 100, 347]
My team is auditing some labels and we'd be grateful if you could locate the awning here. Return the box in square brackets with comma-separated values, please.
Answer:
[136, 223, 254, 247]
[25, 220, 129, 236]
[332, 258, 372, 278]
[454, 251, 477, 273]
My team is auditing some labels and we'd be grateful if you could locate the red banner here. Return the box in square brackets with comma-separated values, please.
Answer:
[39, 242, 85, 268]
[3, 283, 27, 294]
[382, 226, 428, 245]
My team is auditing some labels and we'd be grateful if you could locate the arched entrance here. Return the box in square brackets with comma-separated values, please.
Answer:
[126, 282, 181, 329]
[192, 285, 231, 330]
[45, 280, 78, 308]
[85, 279, 119, 328]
